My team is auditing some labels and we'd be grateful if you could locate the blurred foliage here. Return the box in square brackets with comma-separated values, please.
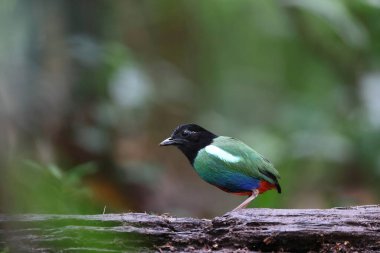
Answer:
[3, 161, 100, 214]
[0, 0, 380, 218]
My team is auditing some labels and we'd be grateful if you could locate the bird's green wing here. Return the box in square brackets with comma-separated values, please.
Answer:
[206, 136, 281, 185]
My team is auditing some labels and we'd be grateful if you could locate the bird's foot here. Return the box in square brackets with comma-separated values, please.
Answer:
[231, 189, 259, 212]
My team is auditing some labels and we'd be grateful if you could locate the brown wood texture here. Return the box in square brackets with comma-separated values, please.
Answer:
[1, 205, 379, 252]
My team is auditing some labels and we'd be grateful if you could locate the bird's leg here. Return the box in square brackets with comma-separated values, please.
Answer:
[231, 189, 259, 212]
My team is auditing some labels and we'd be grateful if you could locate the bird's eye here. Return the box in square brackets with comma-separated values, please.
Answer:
[181, 131, 189, 137]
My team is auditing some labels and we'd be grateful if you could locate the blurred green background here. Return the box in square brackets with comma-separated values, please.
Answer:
[1, 0, 380, 218]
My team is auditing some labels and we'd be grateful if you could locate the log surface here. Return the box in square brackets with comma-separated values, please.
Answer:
[1, 205, 380, 252]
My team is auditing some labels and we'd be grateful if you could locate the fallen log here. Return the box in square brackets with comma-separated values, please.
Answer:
[1, 205, 379, 252]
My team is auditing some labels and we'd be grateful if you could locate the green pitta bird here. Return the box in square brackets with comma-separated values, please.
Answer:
[160, 124, 281, 211]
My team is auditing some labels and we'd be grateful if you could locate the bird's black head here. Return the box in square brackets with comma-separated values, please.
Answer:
[160, 124, 217, 164]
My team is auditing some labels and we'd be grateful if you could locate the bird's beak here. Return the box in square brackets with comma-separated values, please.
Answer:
[159, 137, 176, 146]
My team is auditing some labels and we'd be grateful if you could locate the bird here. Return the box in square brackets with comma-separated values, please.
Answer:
[160, 123, 281, 212]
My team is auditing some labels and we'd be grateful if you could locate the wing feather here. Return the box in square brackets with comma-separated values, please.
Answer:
[210, 136, 281, 187]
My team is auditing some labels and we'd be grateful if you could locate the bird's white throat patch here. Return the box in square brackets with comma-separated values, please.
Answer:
[204, 145, 241, 163]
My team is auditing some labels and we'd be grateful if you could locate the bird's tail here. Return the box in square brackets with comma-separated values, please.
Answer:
[275, 182, 282, 194]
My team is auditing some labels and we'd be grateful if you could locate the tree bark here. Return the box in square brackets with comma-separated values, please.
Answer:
[1, 205, 379, 252]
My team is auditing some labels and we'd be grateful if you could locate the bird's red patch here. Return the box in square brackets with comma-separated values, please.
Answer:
[257, 180, 276, 194]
